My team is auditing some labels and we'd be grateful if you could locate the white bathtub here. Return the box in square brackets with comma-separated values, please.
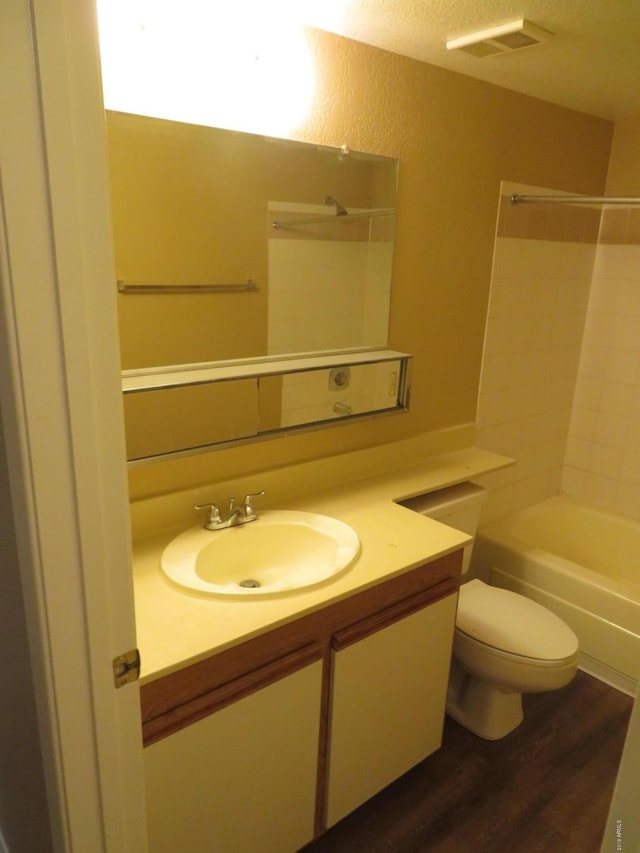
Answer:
[473, 495, 640, 695]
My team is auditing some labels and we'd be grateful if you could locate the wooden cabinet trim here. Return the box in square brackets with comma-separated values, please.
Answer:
[143, 641, 323, 746]
[331, 578, 456, 652]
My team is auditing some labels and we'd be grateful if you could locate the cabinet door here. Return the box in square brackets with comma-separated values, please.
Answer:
[326, 593, 457, 827]
[144, 659, 323, 853]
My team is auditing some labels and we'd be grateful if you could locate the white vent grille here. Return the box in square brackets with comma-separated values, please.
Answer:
[446, 19, 553, 57]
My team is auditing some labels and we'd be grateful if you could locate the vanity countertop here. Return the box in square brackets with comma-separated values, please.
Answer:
[132, 445, 511, 684]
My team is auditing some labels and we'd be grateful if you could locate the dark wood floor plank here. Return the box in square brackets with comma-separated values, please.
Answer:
[302, 671, 633, 853]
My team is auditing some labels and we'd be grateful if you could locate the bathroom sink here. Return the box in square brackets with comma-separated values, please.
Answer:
[161, 510, 360, 596]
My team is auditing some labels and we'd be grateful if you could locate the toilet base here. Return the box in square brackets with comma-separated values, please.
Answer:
[446, 661, 524, 740]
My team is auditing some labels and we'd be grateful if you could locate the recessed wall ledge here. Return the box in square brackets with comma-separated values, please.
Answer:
[128, 424, 513, 541]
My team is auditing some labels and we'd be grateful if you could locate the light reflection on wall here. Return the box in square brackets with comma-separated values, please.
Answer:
[96, 0, 316, 137]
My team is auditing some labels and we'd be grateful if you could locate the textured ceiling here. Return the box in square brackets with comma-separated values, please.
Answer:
[292, 0, 640, 121]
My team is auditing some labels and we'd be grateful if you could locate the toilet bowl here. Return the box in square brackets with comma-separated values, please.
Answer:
[401, 483, 580, 740]
[447, 578, 579, 739]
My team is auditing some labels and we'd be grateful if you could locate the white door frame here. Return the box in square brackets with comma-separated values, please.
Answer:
[0, 0, 146, 849]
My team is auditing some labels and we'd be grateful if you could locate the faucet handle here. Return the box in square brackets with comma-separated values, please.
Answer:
[194, 503, 222, 528]
[243, 490, 265, 519]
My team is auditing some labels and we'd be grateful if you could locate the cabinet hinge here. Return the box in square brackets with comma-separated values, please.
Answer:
[112, 648, 141, 688]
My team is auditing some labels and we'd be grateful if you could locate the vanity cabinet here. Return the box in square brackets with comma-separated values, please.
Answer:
[326, 594, 457, 826]
[144, 655, 323, 853]
[140, 550, 461, 850]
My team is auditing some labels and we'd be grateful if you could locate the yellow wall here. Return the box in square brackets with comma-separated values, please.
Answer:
[108, 112, 268, 367]
[128, 27, 612, 500]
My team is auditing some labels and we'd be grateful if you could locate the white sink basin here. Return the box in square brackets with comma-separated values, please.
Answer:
[161, 510, 360, 596]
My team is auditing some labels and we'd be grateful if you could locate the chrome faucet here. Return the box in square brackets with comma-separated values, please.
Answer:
[195, 490, 265, 530]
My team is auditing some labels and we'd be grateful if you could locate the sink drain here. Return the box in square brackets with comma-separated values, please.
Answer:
[238, 578, 261, 589]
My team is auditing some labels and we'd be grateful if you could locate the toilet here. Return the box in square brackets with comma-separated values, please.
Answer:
[402, 483, 579, 740]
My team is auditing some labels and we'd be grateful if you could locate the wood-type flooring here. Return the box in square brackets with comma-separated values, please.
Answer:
[303, 671, 633, 853]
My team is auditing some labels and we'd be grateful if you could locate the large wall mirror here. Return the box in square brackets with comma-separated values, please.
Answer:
[106, 111, 410, 460]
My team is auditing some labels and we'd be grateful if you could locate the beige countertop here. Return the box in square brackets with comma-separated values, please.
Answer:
[132, 444, 511, 684]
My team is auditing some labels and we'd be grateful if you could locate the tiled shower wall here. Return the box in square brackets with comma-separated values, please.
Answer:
[563, 214, 640, 517]
[279, 359, 402, 428]
[476, 184, 599, 523]
[478, 183, 640, 522]
[267, 203, 393, 355]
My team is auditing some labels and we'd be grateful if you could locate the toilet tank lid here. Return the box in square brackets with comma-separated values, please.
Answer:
[457, 580, 579, 660]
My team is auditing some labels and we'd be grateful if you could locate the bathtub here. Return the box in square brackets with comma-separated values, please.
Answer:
[472, 495, 640, 695]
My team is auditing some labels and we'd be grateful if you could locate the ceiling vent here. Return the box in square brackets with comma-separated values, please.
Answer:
[446, 19, 553, 58]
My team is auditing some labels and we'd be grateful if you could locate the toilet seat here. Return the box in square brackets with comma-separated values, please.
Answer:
[454, 627, 579, 673]
[457, 579, 579, 662]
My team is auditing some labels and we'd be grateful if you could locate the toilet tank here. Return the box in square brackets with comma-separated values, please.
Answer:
[400, 482, 487, 575]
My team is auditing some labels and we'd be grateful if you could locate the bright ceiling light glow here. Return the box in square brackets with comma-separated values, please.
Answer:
[96, 0, 316, 136]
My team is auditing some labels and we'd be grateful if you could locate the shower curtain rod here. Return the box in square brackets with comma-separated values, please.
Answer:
[511, 193, 640, 206]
